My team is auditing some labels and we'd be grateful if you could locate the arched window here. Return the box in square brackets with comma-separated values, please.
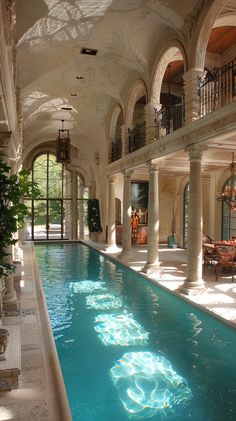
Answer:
[222, 176, 236, 240]
[25, 153, 90, 241]
[183, 183, 189, 248]
[25, 153, 72, 240]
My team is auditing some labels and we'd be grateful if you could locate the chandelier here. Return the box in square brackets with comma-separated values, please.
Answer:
[56, 119, 71, 163]
[216, 152, 236, 211]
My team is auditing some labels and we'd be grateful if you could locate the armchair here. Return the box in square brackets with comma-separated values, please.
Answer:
[215, 245, 236, 282]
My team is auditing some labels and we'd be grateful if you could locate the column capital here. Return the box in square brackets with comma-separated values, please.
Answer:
[144, 102, 156, 114]
[122, 169, 133, 178]
[147, 159, 159, 172]
[109, 175, 117, 183]
[183, 68, 206, 83]
[185, 144, 207, 161]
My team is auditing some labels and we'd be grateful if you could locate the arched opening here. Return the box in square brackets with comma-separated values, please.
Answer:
[159, 60, 185, 135]
[152, 46, 185, 139]
[222, 175, 236, 240]
[25, 153, 89, 240]
[198, 1, 236, 117]
[128, 94, 147, 152]
[25, 153, 72, 240]
[111, 110, 123, 162]
[183, 182, 189, 248]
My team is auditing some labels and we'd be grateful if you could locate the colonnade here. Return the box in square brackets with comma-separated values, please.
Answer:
[107, 145, 206, 294]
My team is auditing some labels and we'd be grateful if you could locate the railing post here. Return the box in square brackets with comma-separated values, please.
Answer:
[153, 104, 163, 140]
[184, 68, 205, 124]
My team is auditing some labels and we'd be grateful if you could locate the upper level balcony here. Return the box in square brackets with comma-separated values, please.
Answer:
[109, 57, 236, 166]
[111, 139, 122, 162]
[198, 58, 236, 117]
[128, 121, 146, 153]
[154, 98, 185, 141]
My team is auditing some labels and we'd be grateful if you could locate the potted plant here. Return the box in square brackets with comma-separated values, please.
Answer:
[0, 159, 39, 308]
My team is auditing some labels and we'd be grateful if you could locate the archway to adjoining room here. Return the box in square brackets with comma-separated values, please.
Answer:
[109, 105, 124, 163]
[126, 80, 148, 153]
[151, 44, 186, 139]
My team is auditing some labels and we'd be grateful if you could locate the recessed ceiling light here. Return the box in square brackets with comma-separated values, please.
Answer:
[80, 47, 98, 56]
[70, 93, 77, 96]
[76, 76, 84, 80]
[61, 107, 72, 110]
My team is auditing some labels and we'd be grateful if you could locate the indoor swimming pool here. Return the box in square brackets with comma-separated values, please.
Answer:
[35, 243, 236, 421]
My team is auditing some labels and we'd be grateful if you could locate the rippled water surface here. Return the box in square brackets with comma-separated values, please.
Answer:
[35, 243, 236, 421]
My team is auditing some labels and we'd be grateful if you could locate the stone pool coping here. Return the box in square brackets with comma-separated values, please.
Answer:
[0, 241, 72, 421]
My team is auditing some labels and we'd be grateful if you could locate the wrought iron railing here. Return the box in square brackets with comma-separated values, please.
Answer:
[198, 58, 236, 117]
[154, 99, 185, 140]
[111, 139, 122, 162]
[128, 121, 146, 152]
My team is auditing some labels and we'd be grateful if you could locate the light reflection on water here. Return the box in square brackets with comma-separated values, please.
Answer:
[35, 243, 236, 421]
[94, 313, 150, 346]
[110, 351, 192, 418]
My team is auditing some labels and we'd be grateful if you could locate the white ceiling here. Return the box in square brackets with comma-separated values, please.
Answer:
[15, 0, 236, 175]
[16, 0, 197, 153]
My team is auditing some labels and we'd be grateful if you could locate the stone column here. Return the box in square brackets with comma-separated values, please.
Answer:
[78, 183, 85, 240]
[107, 175, 117, 246]
[180, 145, 206, 294]
[71, 170, 78, 240]
[142, 160, 160, 273]
[120, 169, 133, 256]
[121, 124, 129, 157]
[0, 133, 17, 308]
[183, 68, 205, 124]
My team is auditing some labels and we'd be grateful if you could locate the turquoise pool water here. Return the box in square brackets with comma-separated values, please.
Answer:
[35, 243, 236, 421]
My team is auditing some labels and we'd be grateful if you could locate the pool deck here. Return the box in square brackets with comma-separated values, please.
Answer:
[94, 241, 236, 327]
[0, 240, 236, 421]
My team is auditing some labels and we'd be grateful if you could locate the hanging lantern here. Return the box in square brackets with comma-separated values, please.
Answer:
[56, 120, 71, 163]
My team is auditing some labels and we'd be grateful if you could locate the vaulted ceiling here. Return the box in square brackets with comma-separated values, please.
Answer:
[15, 0, 198, 154]
[15, 0, 236, 172]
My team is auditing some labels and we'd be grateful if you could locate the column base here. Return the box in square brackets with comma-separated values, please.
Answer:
[141, 262, 162, 278]
[119, 250, 132, 259]
[105, 245, 122, 253]
[178, 279, 205, 296]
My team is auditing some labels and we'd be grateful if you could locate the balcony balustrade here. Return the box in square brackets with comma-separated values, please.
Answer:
[128, 121, 146, 153]
[111, 139, 122, 162]
[198, 58, 236, 118]
[154, 99, 185, 140]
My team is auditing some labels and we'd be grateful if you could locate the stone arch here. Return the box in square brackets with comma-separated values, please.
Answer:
[194, 0, 230, 70]
[151, 41, 187, 105]
[23, 142, 90, 186]
[125, 80, 148, 126]
[109, 104, 124, 140]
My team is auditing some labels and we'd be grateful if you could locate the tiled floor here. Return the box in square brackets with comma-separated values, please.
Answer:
[0, 240, 236, 420]
[94, 242, 236, 327]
